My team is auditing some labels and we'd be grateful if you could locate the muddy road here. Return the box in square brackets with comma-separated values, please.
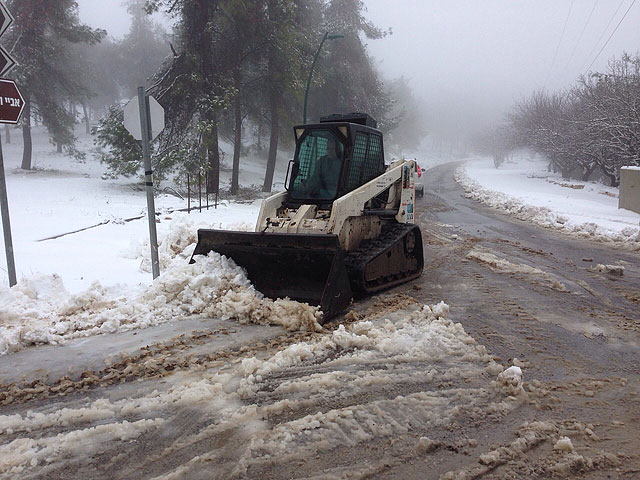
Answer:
[408, 162, 640, 478]
[0, 161, 638, 479]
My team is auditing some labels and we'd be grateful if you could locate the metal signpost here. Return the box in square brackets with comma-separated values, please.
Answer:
[0, 134, 16, 286]
[0, 1, 21, 287]
[123, 88, 165, 279]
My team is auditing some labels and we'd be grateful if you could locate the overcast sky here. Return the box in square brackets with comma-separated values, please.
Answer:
[77, 0, 640, 136]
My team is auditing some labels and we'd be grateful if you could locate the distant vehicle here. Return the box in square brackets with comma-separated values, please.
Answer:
[415, 163, 424, 198]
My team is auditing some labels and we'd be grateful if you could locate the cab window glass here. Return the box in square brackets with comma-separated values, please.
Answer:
[291, 130, 344, 200]
[345, 133, 368, 191]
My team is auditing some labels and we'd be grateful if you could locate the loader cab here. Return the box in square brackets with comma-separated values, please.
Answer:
[286, 113, 385, 209]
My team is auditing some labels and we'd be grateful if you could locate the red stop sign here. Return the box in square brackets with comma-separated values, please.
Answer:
[0, 79, 24, 124]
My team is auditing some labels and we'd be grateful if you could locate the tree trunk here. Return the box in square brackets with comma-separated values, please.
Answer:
[598, 163, 619, 187]
[21, 98, 32, 170]
[81, 102, 90, 134]
[263, 90, 281, 192]
[4, 125, 9, 144]
[231, 69, 242, 195]
[57, 142, 62, 153]
[581, 163, 596, 181]
[206, 112, 220, 195]
[256, 122, 263, 151]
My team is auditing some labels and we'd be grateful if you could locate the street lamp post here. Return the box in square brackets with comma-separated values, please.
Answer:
[303, 32, 344, 124]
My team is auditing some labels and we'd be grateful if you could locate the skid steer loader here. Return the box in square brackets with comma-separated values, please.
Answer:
[191, 113, 424, 320]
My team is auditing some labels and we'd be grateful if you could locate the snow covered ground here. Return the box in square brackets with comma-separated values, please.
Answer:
[0, 126, 275, 292]
[456, 154, 640, 249]
[0, 126, 299, 354]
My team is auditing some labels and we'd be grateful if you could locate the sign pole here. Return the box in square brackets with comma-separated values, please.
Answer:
[0, 2, 20, 287]
[0, 135, 16, 286]
[137, 86, 160, 279]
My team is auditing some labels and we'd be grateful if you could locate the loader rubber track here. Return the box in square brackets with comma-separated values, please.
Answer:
[345, 223, 424, 295]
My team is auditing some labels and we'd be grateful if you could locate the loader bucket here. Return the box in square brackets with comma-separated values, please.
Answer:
[190, 230, 353, 320]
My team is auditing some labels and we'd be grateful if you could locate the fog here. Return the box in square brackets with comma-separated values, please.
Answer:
[78, 0, 640, 139]
[364, 0, 640, 139]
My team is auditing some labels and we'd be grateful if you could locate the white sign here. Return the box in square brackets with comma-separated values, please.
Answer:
[123, 94, 165, 141]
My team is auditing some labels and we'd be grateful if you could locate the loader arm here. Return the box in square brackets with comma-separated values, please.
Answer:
[255, 191, 287, 232]
[327, 160, 416, 233]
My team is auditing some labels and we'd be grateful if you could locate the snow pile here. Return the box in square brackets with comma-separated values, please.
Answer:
[416, 436, 439, 454]
[240, 302, 467, 384]
[496, 365, 526, 397]
[0, 251, 321, 355]
[498, 365, 523, 387]
[0, 379, 229, 436]
[455, 165, 640, 250]
[443, 418, 622, 479]
[0, 418, 165, 475]
[466, 247, 568, 292]
[553, 436, 575, 453]
[594, 264, 625, 277]
[128, 212, 253, 272]
[230, 303, 523, 469]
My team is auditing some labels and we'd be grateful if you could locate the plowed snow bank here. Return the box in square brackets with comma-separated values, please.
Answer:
[455, 164, 640, 250]
[0, 250, 321, 355]
[127, 212, 253, 272]
[466, 247, 568, 291]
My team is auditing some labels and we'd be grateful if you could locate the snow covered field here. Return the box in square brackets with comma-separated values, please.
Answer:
[456, 155, 640, 249]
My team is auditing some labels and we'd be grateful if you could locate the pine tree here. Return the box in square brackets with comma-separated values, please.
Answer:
[5, 0, 105, 169]
[308, 0, 392, 129]
[119, 0, 169, 98]
[97, 0, 395, 195]
[260, 0, 316, 192]
[69, 38, 122, 134]
[147, 0, 235, 195]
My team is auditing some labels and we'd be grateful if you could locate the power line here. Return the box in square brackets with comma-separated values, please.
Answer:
[560, 0, 598, 81]
[544, 0, 575, 87]
[582, 0, 626, 71]
[584, 0, 637, 74]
